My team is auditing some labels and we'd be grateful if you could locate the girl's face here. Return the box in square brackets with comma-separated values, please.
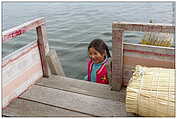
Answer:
[88, 47, 105, 64]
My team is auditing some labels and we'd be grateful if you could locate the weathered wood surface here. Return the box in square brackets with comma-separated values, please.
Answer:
[112, 29, 124, 91]
[112, 22, 175, 33]
[124, 43, 175, 62]
[46, 49, 65, 76]
[36, 25, 49, 77]
[2, 41, 43, 108]
[3, 98, 90, 117]
[3, 75, 136, 117]
[122, 42, 175, 85]
[19, 85, 133, 117]
[2, 17, 50, 108]
[2, 17, 45, 42]
[36, 75, 126, 102]
[2, 41, 38, 68]
[112, 22, 175, 89]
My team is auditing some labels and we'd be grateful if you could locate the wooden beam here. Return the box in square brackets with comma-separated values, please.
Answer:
[46, 49, 65, 76]
[112, 22, 175, 33]
[123, 43, 175, 59]
[36, 25, 49, 77]
[112, 28, 124, 91]
[39, 24, 49, 54]
[2, 41, 38, 68]
[2, 17, 45, 42]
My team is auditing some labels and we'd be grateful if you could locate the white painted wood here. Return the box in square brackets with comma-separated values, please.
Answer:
[123, 42, 175, 62]
[2, 17, 45, 42]
[2, 41, 40, 86]
[2, 41, 43, 108]
[2, 41, 37, 64]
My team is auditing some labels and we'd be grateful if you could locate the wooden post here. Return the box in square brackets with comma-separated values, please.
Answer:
[36, 25, 49, 77]
[46, 49, 65, 76]
[112, 24, 124, 91]
[40, 24, 49, 54]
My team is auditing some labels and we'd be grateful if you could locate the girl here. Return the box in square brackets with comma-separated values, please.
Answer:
[84, 39, 112, 84]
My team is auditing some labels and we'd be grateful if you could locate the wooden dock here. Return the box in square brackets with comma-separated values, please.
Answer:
[2, 17, 175, 117]
[3, 75, 135, 117]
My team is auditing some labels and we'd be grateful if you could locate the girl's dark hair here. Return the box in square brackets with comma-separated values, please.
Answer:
[88, 39, 111, 58]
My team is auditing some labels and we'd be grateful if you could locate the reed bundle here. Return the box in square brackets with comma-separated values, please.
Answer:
[126, 65, 175, 117]
[140, 32, 173, 47]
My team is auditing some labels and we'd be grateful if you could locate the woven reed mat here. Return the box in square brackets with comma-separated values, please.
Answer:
[126, 65, 175, 117]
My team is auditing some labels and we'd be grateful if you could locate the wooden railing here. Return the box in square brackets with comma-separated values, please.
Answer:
[2, 17, 49, 76]
[2, 18, 175, 107]
[112, 22, 175, 91]
[2, 17, 49, 108]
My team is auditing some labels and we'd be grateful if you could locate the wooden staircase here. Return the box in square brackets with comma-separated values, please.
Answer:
[3, 75, 135, 117]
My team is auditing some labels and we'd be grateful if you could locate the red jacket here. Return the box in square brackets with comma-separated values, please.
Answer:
[87, 59, 110, 84]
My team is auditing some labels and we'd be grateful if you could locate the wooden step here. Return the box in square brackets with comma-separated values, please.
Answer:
[19, 85, 132, 117]
[3, 98, 91, 117]
[36, 75, 126, 102]
[3, 75, 135, 117]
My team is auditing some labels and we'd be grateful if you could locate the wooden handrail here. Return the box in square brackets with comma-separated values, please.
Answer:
[2, 17, 49, 77]
[2, 18, 50, 108]
[123, 42, 175, 57]
[112, 22, 175, 91]
[112, 22, 175, 33]
[2, 17, 45, 42]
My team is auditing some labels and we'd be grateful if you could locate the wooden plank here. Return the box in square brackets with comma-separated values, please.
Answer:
[3, 98, 90, 117]
[123, 55, 175, 69]
[112, 22, 175, 33]
[36, 25, 49, 77]
[2, 17, 45, 42]
[20, 85, 134, 117]
[2, 41, 43, 108]
[36, 75, 125, 102]
[123, 42, 175, 68]
[123, 43, 175, 59]
[112, 28, 123, 91]
[121, 43, 175, 86]
[39, 24, 49, 54]
[46, 49, 65, 76]
[122, 56, 175, 87]
[2, 41, 38, 68]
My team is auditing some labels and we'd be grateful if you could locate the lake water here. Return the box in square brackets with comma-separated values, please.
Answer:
[2, 2, 175, 80]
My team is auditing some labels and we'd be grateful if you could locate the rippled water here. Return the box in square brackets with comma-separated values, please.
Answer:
[2, 2, 175, 80]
